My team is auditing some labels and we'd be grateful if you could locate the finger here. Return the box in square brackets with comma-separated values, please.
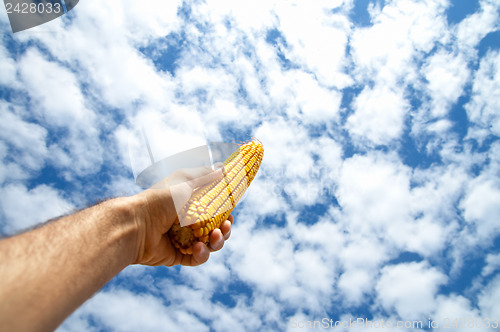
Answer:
[163, 246, 208, 267]
[181, 164, 223, 183]
[213, 162, 224, 169]
[208, 228, 224, 251]
[183, 165, 216, 180]
[220, 220, 231, 241]
[141, 235, 177, 266]
[189, 242, 210, 266]
[188, 166, 223, 189]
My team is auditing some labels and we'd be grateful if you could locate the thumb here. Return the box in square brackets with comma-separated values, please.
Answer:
[169, 163, 224, 217]
[186, 163, 224, 189]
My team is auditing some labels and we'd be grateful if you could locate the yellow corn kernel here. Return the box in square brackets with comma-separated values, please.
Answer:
[168, 139, 264, 254]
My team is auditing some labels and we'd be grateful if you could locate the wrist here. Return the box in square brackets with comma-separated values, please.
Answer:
[127, 184, 178, 265]
[103, 196, 144, 266]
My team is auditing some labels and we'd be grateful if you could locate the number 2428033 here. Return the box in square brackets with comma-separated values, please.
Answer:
[5, 2, 62, 15]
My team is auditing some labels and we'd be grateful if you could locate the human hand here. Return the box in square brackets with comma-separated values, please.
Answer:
[131, 164, 233, 267]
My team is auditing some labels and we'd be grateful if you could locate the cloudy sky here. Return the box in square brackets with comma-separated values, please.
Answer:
[1, 0, 500, 330]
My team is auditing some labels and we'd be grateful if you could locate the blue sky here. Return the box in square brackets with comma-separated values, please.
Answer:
[1, 0, 500, 331]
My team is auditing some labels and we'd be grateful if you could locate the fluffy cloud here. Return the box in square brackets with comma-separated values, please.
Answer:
[16, 49, 104, 177]
[465, 50, 500, 142]
[228, 224, 337, 313]
[478, 275, 500, 319]
[13, 0, 180, 112]
[268, 70, 343, 124]
[423, 51, 469, 118]
[0, 43, 16, 87]
[433, 295, 482, 329]
[456, 0, 500, 54]
[375, 262, 447, 320]
[461, 173, 500, 242]
[18, 49, 94, 128]
[482, 252, 500, 277]
[63, 289, 208, 332]
[350, 0, 448, 85]
[0, 102, 48, 174]
[275, 0, 352, 87]
[347, 85, 408, 146]
[0, 184, 74, 234]
[336, 152, 412, 235]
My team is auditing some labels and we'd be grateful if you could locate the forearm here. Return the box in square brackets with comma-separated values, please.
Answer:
[0, 197, 140, 332]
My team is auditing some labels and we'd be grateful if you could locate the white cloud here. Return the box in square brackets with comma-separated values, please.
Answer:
[423, 51, 469, 117]
[465, 50, 500, 142]
[0, 142, 29, 185]
[177, 250, 231, 293]
[478, 275, 500, 320]
[231, 57, 270, 108]
[482, 252, 500, 277]
[158, 276, 277, 331]
[229, 227, 294, 292]
[389, 216, 447, 258]
[0, 43, 16, 87]
[275, 1, 352, 87]
[456, 0, 500, 55]
[67, 288, 208, 332]
[157, 281, 215, 323]
[289, 216, 345, 257]
[332, 152, 464, 304]
[194, 0, 276, 32]
[177, 66, 238, 104]
[292, 72, 343, 124]
[192, 0, 353, 87]
[347, 85, 408, 146]
[265, 69, 343, 125]
[295, 246, 334, 285]
[253, 119, 334, 207]
[409, 165, 468, 255]
[228, 219, 338, 313]
[461, 174, 500, 242]
[337, 269, 373, 307]
[18, 48, 94, 128]
[209, 300, 263, 332]
[375, 261, 447, 320]
[0, 2, 9, 27]
[0, 184, 74, 234]
[16, 48, 104, 177]
[336, 152, 412, 234]
[242, 177, 287, 218]
[103, 174, 141, 198]
[350, 0, 448, 85]
[0, 102, 48, 172]
[433, 295, 484, 330]
[14, 1, 180, 112]
[335, 233, 391, 307]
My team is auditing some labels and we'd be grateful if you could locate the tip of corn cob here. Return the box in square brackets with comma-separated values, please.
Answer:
[168, 139, 264, 254]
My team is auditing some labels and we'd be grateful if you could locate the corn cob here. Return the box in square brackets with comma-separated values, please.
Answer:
[168, 139, 264, 254]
